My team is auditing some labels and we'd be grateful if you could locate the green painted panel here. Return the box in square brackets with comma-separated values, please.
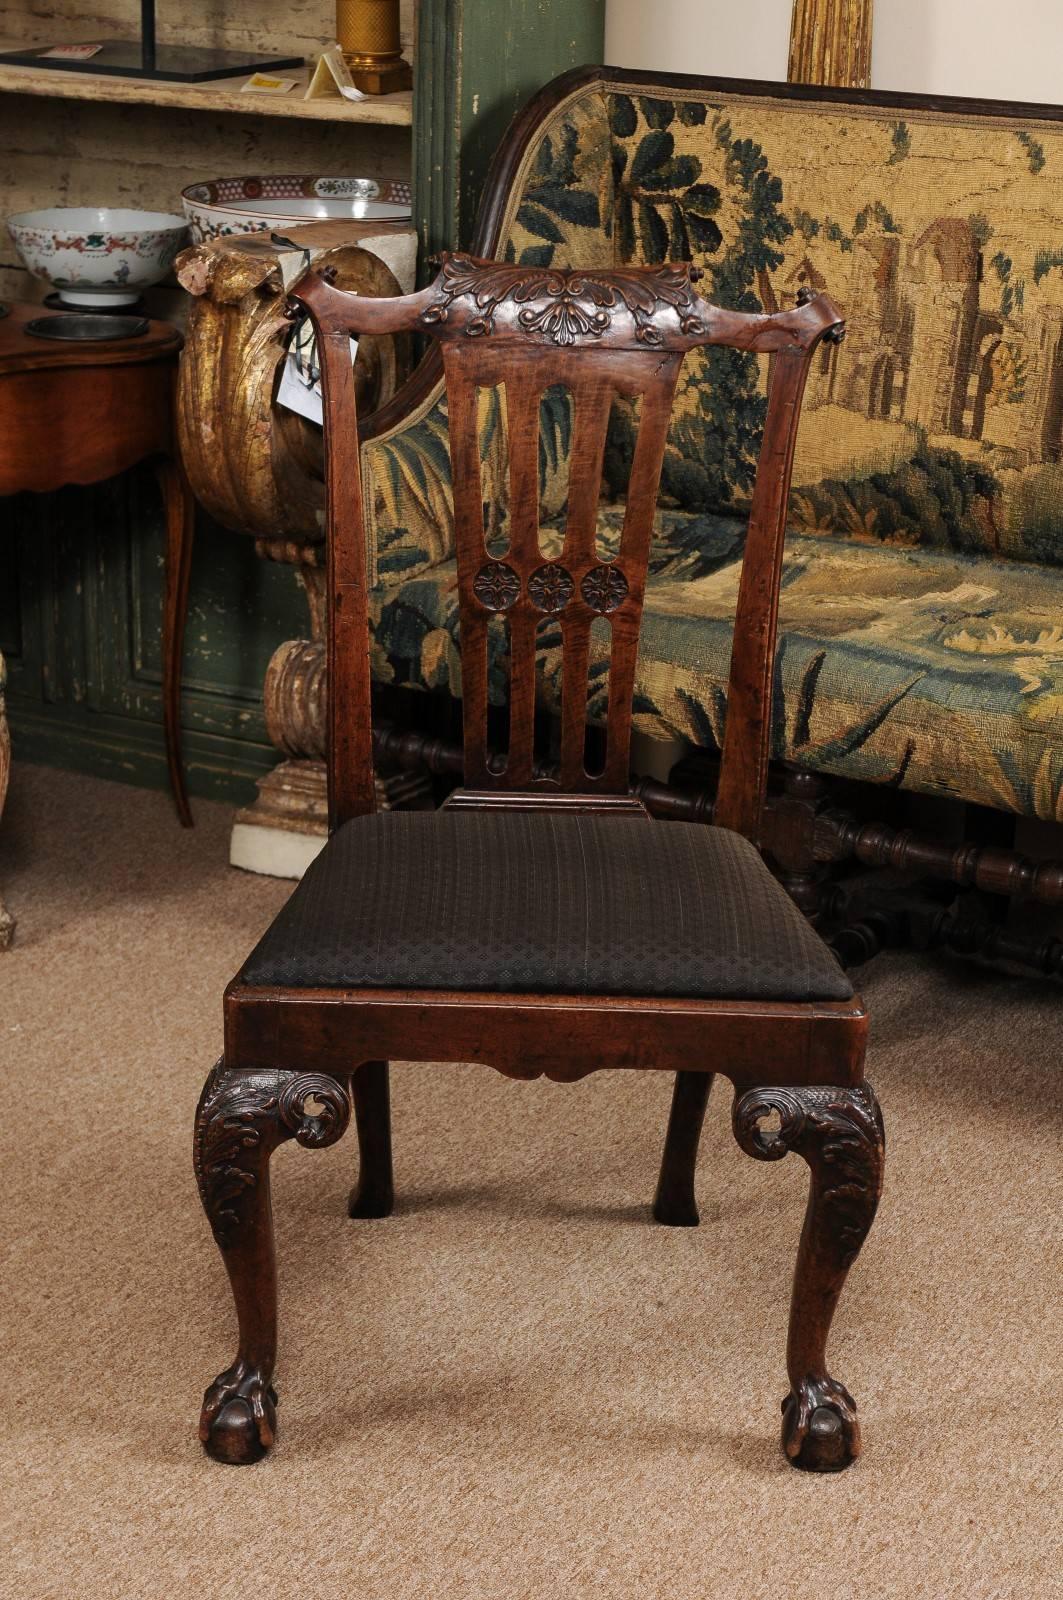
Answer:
[3, 475, 308, 805]
[414, 0, 605, 263]
[458, 0, 605, 250]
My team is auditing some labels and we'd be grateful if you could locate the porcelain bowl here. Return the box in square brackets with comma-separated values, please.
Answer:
[7, 207, 189, 306]
[181, 175, 412, 243]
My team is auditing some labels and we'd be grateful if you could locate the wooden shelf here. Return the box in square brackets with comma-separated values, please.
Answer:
[0, 54, 412, 125]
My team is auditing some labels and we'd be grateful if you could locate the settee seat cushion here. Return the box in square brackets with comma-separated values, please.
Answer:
[373, 517, 1063, 821]
[240, 810, 853, 1002]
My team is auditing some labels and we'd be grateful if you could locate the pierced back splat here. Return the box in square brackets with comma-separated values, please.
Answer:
[444, 341, 681, 792]
[291, 256, 845, 836]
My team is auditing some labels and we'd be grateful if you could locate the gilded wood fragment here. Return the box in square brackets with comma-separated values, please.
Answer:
[788, 0, 873, 89]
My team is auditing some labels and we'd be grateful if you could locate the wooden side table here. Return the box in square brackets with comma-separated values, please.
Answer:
[0, 303, 194, 835]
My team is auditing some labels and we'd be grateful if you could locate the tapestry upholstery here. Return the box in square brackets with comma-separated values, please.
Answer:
[360, 75, 1063, 821]
[241, 811, 853, 1001]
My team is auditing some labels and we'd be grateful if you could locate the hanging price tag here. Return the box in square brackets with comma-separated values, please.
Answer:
[276, 317, 358, 426]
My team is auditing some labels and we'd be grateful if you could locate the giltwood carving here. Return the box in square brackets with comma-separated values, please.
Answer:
[788, 0, 874, 89]
[176, 234, 407, 543]
[176, 231, 414, 860]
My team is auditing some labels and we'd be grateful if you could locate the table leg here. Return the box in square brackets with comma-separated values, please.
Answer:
[0, 652, 14, 949]
[156, 456, 195, 828]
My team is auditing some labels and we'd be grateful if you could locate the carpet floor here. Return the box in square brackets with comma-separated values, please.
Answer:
[0, 764, 1059, 1600]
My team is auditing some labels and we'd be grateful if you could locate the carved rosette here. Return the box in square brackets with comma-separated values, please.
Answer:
[527, 562, 575, 613]
[580, 563, 629, 615]
[473, 561, 521, 611]
[194, 1063, 351, 1247]
[422, 254, 706, 346]
[732, 1082, 884, 1265]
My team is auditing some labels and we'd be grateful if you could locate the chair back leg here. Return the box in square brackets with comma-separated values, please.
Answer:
[349, 1060, 395, 1219]
[653, 1070, 714, 1227]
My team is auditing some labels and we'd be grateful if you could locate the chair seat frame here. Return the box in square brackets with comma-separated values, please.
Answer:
[194, 254, 884, 1475]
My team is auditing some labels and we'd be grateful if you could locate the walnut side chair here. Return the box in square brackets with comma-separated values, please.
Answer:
[193, 253, 884, 1473]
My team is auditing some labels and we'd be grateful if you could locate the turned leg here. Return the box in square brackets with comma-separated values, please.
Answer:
[193, 1062, 351, 1464]
[732, 1082, 884, 1472]
[155, 455, 195, 829]
[348, 1060, 395, 1219]
[766, 767, 827, 920]
[653, 1071, 713, 1226]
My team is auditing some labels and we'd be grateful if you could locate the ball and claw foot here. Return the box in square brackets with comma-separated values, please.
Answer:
[199, 1362, 279, 1465]
[782, 1376, 861, 1472]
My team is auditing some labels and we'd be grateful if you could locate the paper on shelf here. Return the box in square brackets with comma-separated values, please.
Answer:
[240, 72, 298, 94]
[305, 43, 367, 102]
[39, 43, 103, 59]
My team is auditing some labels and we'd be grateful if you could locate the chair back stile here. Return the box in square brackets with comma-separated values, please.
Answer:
[315, 324, 379, 825]
[291, 255, 844, 839]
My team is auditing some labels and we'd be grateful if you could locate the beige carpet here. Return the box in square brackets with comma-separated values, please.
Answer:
[0, 764, 1060, 1600]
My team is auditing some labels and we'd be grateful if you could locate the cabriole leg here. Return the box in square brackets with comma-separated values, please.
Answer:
[193, 1062, 351, 1464]
[732, 1082, 884, 1472]
[155, 454, 195, 829]
[348, 1060, 395, 1219]
[653, 1070, 713, 1226]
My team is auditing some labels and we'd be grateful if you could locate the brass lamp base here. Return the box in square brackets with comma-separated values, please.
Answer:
[343, 52, 412, 93]
[337, 0, 411, 95]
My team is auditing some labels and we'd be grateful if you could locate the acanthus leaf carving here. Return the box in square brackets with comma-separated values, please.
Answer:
[732, 1082, 884, 1265]
[422, 253, 706, 346]
[194, 1063, 351, 1247]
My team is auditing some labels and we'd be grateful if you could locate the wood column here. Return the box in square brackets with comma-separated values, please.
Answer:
[788, 0, 874, 88]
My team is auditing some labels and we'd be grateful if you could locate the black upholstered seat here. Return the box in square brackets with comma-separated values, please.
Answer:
[240, 811, 852, 1003]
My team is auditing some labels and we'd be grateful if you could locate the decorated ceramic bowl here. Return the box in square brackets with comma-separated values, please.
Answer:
[181, 175, 413, 243]
[8, 207, 188, 306]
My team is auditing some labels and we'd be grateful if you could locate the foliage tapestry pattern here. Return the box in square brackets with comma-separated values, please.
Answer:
[359, 81, 1063, 819]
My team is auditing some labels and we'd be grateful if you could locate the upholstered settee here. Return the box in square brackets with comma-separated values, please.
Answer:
[336, 65, 1063, 960]
[351, 66, 1063, 964]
